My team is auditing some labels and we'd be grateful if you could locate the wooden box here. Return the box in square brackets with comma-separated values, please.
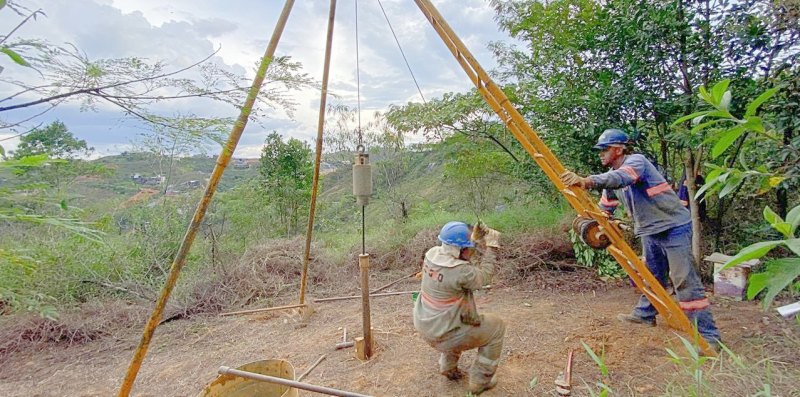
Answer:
[705, 252, 758, 301]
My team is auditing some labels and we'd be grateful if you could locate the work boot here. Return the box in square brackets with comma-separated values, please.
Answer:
[439, 352, 462, 380]
[468, 375, 497, 395]
[705, 340, 722, 355]
[617, 314, 656, 327]
[440, 367, 464, 381]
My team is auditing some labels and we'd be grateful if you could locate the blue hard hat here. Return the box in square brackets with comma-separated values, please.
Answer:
[593, 128, 629, 150]
[438, 221, 474, 248]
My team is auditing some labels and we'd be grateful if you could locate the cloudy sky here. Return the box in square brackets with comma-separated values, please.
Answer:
[0, 0, 513, 158]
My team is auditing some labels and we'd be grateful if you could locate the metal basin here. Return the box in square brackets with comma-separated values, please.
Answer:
[198, 359, 298, 397]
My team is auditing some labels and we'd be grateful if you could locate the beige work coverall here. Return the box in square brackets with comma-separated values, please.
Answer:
[412, 243, 505, 387]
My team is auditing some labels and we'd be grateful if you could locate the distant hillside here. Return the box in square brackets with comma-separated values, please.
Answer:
[9, 146, 526, 226]
[67, 153, 261, 205]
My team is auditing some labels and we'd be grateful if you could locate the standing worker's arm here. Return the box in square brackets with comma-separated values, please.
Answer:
[588, 155, 646, 190]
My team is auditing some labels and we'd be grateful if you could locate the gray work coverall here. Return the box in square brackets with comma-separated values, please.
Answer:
[592, 153, 720, 342]
[412, 243, 505, 387]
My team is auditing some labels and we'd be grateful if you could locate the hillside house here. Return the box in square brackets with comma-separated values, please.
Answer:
[131, 174, 166, 186]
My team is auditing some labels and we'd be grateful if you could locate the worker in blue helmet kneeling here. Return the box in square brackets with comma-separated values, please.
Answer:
[413, 221, 504, 395]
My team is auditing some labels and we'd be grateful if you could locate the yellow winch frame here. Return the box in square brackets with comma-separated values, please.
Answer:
[413, 0, 713, 355]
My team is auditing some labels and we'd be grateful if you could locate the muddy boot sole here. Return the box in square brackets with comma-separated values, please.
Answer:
[617, 314, 656, 327]
[440, 368, 464, 381]
[468, 375, 497, 395]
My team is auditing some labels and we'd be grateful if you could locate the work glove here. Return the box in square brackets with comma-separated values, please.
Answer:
[610, 218, 631, 231]
[560, 170, 592, 189]
[483, 228, 501, 248]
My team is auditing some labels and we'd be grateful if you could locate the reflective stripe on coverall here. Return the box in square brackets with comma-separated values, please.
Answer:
[413, 244, 505, 386]
[589, 154, 720, 343]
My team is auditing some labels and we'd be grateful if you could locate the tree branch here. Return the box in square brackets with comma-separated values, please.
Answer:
[0, 48, 221, 112]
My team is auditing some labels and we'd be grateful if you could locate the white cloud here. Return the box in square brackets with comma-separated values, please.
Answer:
[1, 0, 512, 157]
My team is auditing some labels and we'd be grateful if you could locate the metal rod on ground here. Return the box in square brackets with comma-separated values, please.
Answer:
[219, 303, 306, 317]
[296, 354, 326, 382]
[299, 0, 337, 306]
[218, 366, 373, 397]
[313, 290, 417, 303]
[116, 2, 296, 396]
[370, 271, 418, 294]
[335, 341, 355, 350]
[359, 254, 372, 359]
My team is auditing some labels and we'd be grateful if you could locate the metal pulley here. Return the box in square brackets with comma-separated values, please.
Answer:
[572, 216, 611, 249]
[352, 145, 372, 206]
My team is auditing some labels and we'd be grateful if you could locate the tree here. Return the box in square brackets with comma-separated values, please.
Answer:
[321, 104, 382, 166]
[679, 81, 799, 309]
[12, 121, 91, 159]
[490, 0, 799, 266]
[322, 105, 418, 220]
[440, 134, 517, 217]
[385, 89, 557, 201]
[9, 121, 108, 192]
[259, 132, 313, 236]
[136, 117, 229, 194]
[385, 91, 520, 162]
[371, 110, 428, 220]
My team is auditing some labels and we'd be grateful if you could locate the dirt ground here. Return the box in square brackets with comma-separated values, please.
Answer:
[1, 268, 798, 397]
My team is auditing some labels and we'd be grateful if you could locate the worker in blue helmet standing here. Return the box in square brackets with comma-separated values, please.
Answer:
[413, 221, 505, 394]
[559, 128, 721, 352]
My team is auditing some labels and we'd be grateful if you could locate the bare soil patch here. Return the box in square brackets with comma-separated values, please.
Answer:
[1, 267, 798, 397]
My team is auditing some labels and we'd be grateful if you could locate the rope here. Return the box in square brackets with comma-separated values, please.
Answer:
[376, 0, 426, 103]
[354, 0, 363, 149]
[354, 0, 367, 255]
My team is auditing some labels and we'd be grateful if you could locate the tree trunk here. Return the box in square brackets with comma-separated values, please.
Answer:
[777, 125, 793, 218]
[683, 150, 703, 268]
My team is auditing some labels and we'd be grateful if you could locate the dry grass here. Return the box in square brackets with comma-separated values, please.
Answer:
[174, 236, 345, 317]
[357, 228, 439, 272]
[0, 229, 581, 364]
[502, 229, 574, 276]
[0, 301, 146, 364]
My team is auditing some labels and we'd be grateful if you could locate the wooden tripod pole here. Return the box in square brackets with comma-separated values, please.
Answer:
[116, 2, 297, 396]
[299, 0, 337, 306]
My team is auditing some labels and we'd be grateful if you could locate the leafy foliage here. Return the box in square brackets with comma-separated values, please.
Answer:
[489, 0, 798, 278]
[683, 81, 798, 308]
[719, 204, 800, 308]
[568, 229, 625, 279]
[258, 132, 313, 236]
[12, 121, 91, 159]
[440, 134, 517, 217]
[674, 80, 791, 200]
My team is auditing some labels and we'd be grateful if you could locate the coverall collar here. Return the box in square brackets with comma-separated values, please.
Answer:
[426, 244, 469, 268]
